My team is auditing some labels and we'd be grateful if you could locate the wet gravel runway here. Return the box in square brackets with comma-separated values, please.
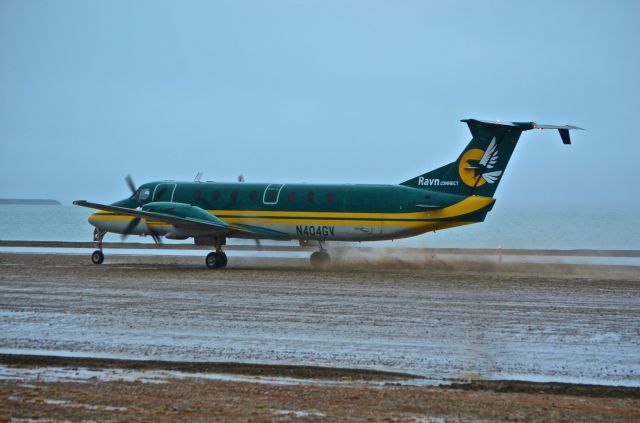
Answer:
[1, 252, 639, 386]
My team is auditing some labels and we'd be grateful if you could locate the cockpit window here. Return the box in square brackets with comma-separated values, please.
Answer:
[138, 188, 150, 201]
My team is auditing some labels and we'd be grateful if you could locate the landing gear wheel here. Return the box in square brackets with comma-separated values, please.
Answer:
[218, 252, 228, 268]
[91, 250, 104, 265]
[206, 251, 228, 269]
[206, 252, 219, 269]
[310, 251, 331, 268]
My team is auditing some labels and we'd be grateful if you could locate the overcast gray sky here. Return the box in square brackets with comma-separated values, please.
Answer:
[1, 0, 638, 208]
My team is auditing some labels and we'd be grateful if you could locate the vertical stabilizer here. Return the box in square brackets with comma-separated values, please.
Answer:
[401, 119, 581, 198]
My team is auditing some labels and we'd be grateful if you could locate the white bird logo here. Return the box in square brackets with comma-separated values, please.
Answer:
[465, 137, 503, 184]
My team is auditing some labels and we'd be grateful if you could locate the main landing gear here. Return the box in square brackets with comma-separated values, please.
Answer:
[310, 242, 331, 268]
[91, 228, 106, 265]
[206, 250, 228, 269]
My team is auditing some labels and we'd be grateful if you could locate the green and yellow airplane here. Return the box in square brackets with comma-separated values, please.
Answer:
[74, 119, 582, 268]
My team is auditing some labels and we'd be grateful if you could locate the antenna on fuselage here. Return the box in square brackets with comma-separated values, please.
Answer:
[194, 171, 203, 182]
[237, 174, 245, 183]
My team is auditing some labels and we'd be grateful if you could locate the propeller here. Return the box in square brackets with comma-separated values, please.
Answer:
[121, 175, 163, 245]
[125, 174, 137, 196]
[121, 217, 141, 241]
[148, 229, 163, 245]
[121, 216, 163, 245]
[126, 174, 146, 208]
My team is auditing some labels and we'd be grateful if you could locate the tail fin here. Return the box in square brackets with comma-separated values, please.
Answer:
[401, 119, 583, 198]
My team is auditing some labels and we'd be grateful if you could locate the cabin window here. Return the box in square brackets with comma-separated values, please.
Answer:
[138, 188, 150, 201]
[212, 190, 220, 201]
[249, 191, 258, 202]
[288, 192, 296, 203]
[194, 191, 202, 201]
[326, 193, 335, 203]
[307, 192, 315, 204]
[231, 191, 238, 202]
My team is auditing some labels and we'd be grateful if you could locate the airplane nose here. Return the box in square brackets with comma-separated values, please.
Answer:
[87, 212, 140, 236]
[88, 212, 106, 229]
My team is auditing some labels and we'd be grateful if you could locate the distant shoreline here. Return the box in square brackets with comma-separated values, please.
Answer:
[0, 199, 61, 205]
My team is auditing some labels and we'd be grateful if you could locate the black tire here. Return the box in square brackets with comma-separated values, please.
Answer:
[310, 251, 331, 268]
[206, 252, 219, 269]
[217, 252, 228, 268]
[91, 250, 104, 265]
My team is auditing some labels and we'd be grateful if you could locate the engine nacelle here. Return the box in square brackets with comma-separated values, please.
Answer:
[141, 202, 227, 226]
[164, 234, 189, 240]
[194, 236, 227, 246]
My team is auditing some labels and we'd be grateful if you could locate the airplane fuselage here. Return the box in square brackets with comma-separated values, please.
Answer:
[88, 181, 495, 243]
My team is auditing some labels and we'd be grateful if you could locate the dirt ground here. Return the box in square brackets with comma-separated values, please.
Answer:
[2, 374, 640, 422]
[1, 355, 639, 422]
[1, 252, 639, 421]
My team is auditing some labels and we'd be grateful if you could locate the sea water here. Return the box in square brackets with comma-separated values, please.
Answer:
[0, 204, 638, 250]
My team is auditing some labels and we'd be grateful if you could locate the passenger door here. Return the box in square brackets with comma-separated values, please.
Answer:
[263, 184, 284, 205]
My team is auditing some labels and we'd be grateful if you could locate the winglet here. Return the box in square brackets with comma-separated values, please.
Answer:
[559, 128, 571, 145]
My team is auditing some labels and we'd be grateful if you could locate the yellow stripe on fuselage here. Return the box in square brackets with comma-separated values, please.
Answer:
[207, 196, 494, 220]
[222, 218, 429, 227]
[88, 196, 494, 230]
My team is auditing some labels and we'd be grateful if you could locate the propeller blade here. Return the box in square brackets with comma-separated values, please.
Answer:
[121, 217, 141, 240]
[150, 231, 163, 245]
[125, 174, 137, 195]
[146, 225, 163, 245]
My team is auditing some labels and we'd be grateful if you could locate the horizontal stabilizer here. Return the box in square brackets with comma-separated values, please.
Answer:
[461, 119, 584, 144]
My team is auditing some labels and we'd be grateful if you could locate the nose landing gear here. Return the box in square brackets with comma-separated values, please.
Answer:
[91, 228, 107, 265]
[91, 249, 104, 264]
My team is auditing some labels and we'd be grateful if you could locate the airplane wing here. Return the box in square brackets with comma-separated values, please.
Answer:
[232, 223, 292, 238]
[74, 200, 231, 231]
[73, 200, 289, 238]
